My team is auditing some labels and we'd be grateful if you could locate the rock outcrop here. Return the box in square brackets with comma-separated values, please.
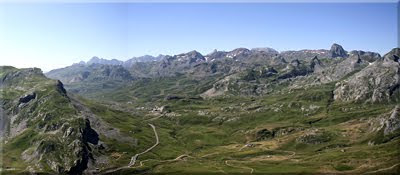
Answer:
[368, 105, 400, 144]
[334, 48, 400, 102]
[330, 43, 347, 58]
[226, 48, 252, 60]
[290, 59, 301, 67]
[19, 92, 36, 104]
[1, 66, 101, 174]
[349, 50, 381, 62]
[310, 56, 323, 72]
[280, 49, 330, 62]
[176, 50, 206, 64]
[384, 105, 400, 135]
[314, 52, 368, 83]
[296, 129, 332, 144]
[86, 56, 123, 66]
[251, 47, 279, 55]
[205, 49, 228, 61]
[255, 128, 274, 141]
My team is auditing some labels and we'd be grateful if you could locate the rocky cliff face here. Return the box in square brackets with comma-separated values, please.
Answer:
[1, 66, 102, 174]
[333, 48, 400, 102]
[315, 52, 367, 83]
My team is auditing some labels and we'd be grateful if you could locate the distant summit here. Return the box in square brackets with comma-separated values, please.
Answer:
[251, 47, 279, 55]
[77, 55, 164, 67]
[330, 43, 347, 58]
[178, 50, 206, 64]
[87, 56, 123, 65]
[123, 55, 165, 67]
[72, 44, 350, 68]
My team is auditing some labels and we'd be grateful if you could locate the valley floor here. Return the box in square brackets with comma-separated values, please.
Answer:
[75, 92, 400, 174]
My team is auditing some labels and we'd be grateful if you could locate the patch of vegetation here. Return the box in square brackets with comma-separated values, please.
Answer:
[334, 164, 355, 171]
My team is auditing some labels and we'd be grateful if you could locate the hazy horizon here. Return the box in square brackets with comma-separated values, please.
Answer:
[0, 2, 398, 72]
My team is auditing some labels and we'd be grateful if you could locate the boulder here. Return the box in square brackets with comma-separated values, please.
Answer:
[255, 129, 274, 141]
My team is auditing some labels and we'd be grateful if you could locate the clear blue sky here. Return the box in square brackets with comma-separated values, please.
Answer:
[0, 2, 397, 71]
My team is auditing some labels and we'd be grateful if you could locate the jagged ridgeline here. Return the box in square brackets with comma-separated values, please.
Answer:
[1, 44, 400, 174]
[46, 44, 399, 103]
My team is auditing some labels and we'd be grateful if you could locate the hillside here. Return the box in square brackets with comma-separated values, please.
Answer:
[0, 67, 158, 174]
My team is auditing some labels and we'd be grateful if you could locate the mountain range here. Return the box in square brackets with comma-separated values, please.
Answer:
[1, 43, 399, 174]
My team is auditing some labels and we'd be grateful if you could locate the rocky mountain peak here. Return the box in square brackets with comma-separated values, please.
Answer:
[226, 48, 251, 59]
[86, 56, 123, 65]
[333, 47, 400, 103]
[89, 56, 100, 61]
[349, 50, 381, 63]
[187, 50, 203, 57]
[206, 50, 228, 61]
[330, 43, 347, 58]
[87, 56, 101, 64]
[349, 53, 363, 65]
[123, 55, 165, 67]
[251, 47, 279, 55]
[176, 50, 205, 64]
[384, 48, 400, 62]
[75, 61, 85, 65]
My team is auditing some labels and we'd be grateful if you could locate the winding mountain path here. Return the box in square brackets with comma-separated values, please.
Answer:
[99, 123, 159, 174]
[365, 163, 400, 174]
[128, 123, 159, 167]
[224, 160, 254, 174]
[132, 154, 192, 168]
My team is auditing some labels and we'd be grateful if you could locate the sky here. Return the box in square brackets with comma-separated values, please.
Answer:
[0, 2, 398, 72]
